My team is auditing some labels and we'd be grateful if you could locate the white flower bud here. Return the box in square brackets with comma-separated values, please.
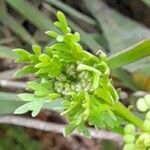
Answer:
[136, 98, 148, 112]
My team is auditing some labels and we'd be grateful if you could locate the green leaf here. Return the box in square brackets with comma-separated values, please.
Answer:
[14, 101, 44, 117]
[6, 0, 55, 31]
[68, 20, 104, 53]
[64, 121, 77, 136]
[27, 82, 50, 97]
[13, 48, 30, 62]
[0, 92, 63, 114]
[32, 45, 41, 56]
[14, 65, 37, 78]
[45, 0, 95, 25]
[108, 39, 150, 69]
[57, 11, 68, 32]
[18, 93, 44, 101]
[0, 92, 25, 114]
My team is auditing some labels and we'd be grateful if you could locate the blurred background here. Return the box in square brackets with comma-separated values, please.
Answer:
[0, 0, 150, 149]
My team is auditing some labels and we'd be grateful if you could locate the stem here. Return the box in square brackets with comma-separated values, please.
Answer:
[113, 102, 144, 131]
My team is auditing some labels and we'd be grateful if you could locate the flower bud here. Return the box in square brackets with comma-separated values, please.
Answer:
[124, 124, 135, 134]
[143, 120, 150, 132]
[123, 135, 135, 143]
[123, 143, 135, 150]
[144, 137, 150, 147]
[136, 98, 148, 112]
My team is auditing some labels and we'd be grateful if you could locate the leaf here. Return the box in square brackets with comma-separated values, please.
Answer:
[68, 20, 105, 53]
[13, 48, 30, 62]
[0, 8, 37, 45]
[108, 39, 150, 69]
[32, 45, 41, 56]
[45, 0, 95, 26]
[0, 92, 25, 114]
[14, 65, 37, 78]
[27, 82, 50, 97]
[0, 92, 63, 114]
[18, 93, 44, 101]
[64, 121, 77, 136]
[6, 0, 55, 31]
[0, 45, 17, 59]
[14, 101, 44, 117]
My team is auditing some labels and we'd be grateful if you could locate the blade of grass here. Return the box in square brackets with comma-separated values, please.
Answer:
[108, 39, 150, 69]
[45, 0, 96, 26]
[0, 9, 37, 45]
[84, 0, 150, 53]
[0, 92, 25, 114]
[6, 0, 55, 31]
[6, 0, 102, 52]
[142, 0, 150, 7]
[0, 45, 17, 59]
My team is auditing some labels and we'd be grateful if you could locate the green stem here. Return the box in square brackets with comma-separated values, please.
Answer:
[113, 102, 144, 131]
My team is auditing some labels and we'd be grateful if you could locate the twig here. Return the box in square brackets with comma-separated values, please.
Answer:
[0, 115, 123, 146]
[0, 69, 18, 80]
[0, 79, 26, 89]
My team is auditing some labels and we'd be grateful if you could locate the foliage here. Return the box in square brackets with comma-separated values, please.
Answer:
[123, 95, 150, 150]
[13, 11, 150, 138]
[14, 11, 120, 136]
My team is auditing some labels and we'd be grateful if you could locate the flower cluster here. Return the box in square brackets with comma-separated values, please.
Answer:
[54, 64, 93, 96]
[13, 11, 119, 136]
[123, 95, 150, 150]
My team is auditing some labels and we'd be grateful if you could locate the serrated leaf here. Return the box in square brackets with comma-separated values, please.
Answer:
[13, 48, 30, 62]
[32, 45, 41, 56]
[77, 123, 90, 137]
[18, 93, 44, 101]
[14, 101, 44, 117]
[14, 65, 37, 78]
[57, 11, 68, 28]
[64, 121, 77, 136]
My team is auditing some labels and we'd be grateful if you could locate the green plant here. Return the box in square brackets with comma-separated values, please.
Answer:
[123, 95, 150, 150]
[13, 11, 150, 139]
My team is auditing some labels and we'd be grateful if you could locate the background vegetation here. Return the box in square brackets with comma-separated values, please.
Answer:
[0, 0, 150, 149]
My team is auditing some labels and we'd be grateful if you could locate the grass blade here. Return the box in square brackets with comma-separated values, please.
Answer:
[108, 39, 150, 69]
[45, 0, 95, 26]
[0, 45, 17, 59]
[84, 0, 150, 53]
[0, 92, 25, 114]
[6, 0, 55, 31]
[0, 9, 37, 45]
